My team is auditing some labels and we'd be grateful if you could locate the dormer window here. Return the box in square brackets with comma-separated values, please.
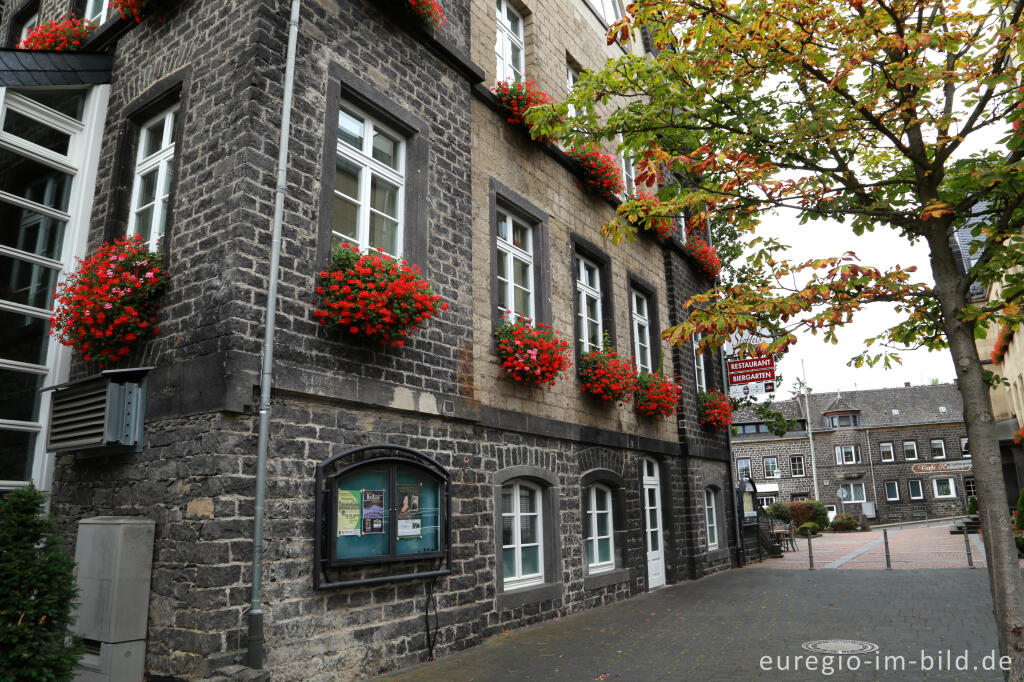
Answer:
[827, 414, 859, 428]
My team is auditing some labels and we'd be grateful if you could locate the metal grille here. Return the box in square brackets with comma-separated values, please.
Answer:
[46, 377, 112, 451]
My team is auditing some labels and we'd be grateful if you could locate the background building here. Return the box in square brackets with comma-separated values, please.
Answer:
[0, 0, 733, 678]
[732, 383, 972, 523]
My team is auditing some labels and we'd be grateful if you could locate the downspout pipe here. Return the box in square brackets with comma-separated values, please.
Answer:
[248, 0, 301, 669]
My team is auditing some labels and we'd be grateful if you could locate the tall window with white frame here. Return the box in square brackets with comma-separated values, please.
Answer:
[930, 439, 946, 459]
[583, 484, 615, 573]
[908, 479, 924, 500]
[576, 255, 602, 356]
[495, 210, 533, 322]
[790, 456, 805, 477]
[619, 140, 635, 195]
[737, 458, 751, 479]
[566, 63, 580, 118]
[693, 333, 706, 393]
[965, 478, 976, 498]
[903, 441, 918, 461]
[495, 0, 525, 83]
[128, 104, 178, 251]
[590, 0, 623, 24]
[884, 480, 900, 501]
[961, 437, 970, 458]
[763, 457, 778, 478]
[879, 442, 894, 462]
[502, 480, 543, 589]
[332, 102, 404, 257]
[84, 0, 109, 23]
[704, 489, 718, 550]
[630, 289, 652, 374]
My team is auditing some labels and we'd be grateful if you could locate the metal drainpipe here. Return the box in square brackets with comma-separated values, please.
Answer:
[802, 360, 820, 500]
[865, 427, 879, 514]
[248, 0, 301, 669]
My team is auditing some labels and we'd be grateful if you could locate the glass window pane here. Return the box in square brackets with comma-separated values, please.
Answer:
[137, 169, 158, 207]
[14, 89, 85, 121]
[587, 319, 600, 350]
[597, 538, 611, 563]
[647, 487, 656, 506]
[0, 254, 59, 310]
[513, 287, 530, 317]
[496, 251, 508, 281]
[0, 310, 49, 365]
[519, 486, 536, 513]
[368, 214, 398, 255]
[502, 516, 513, 546]
[512, 258, 530, 288]
[585, 295, 599, 321]
[520, 514, 536, 544]
[595, 488, 609, 512]
[0, 369, 43, 422]
[0, 149, 72, 211]
[332, 465, 389, 560]
[0, 201, 66, 260]
[142, 119, 165, 158]
[372, 130, 399, 170]
[338, 107, 365, 149]
[332, 196, 359, 241]
[395, 465, 441, 556]
[649, 508, 657, 529]
[520, 545, 539, 576]
[370, 176, 399, 217]
[496, 213, 509, 240]
[133, 205, 154, 244]
[335, 157, 361, 199]
[503, 547, 516, 578]
[0, 429, 36, 482]
[167, 111, 177, 145]
[3, 109, 70, 155]
[596, 511, 609, 536]
[649, 530, 659, 551]
[511, 222, 530, 251]
[502, 486, 513, 514]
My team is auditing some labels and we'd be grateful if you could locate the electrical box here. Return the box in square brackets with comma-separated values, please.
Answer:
[72, 517, 155, 682]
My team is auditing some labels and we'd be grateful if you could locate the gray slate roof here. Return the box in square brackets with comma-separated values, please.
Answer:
[0, 50, 112, 87]
[734, 383, 964, 429]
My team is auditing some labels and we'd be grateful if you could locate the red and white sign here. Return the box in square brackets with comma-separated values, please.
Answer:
[728, 356, 775, 385]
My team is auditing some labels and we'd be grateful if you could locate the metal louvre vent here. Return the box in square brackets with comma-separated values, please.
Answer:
[45, 368, 151, 456]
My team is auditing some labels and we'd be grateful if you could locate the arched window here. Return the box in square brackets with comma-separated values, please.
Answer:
[501, 480, 544, 589]
[583, 483, 615, 573]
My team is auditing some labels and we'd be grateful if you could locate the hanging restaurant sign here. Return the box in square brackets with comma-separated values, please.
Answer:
[727, 356, 776, 385]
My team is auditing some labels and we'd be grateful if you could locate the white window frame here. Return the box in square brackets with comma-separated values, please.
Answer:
[737, 458, 751, 479]
[584, 483, 615, 573]
[619, 138, 635, 195]
[903, 441, 918, 461]
[502, 480, 544, 590]
[834, 445, 860, 465]
[961, 437, 970, 458]
[495, 210, 534, 322]
[693, 333, 706, 393]
[127, 104, 178, 251]
[18, 11, 39, 42]
[84, 0, 110, 24]
[566, 63, 580, 118]
[630, 288, 652, 374]
[332, 101, 405, 258]
[884, 480, 900, 501]
[790, 456, 805, 478]
[495, 0, 525, 83]
[763, 457, 779, 478]
[705, 489, 718, 550]
[930, 439, 946, 460]
[839, 483, 866, 503]
[576, 255, 602, 356]
[589, 0, 623, 25]
[932, 477, 956, 499]
[757, 495, 776, 507]
[879, 442, 894, 462]
[965, 478, 976, 498]
[908, 479, 924, 500]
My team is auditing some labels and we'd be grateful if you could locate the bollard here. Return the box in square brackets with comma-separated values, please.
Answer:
[883, 528, 892, 570]
[964, 527, 975, 568]
[808, 534, 815, 570]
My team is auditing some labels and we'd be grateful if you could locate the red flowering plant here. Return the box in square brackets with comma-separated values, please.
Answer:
[1015, 425, 1024, 446]
[698, 390, 734, 429]
[50, 236, 165, 367]
[313, 243, 447, 347]
[634, 372, 682, 418]
[685, 234, 722, 280]
[578, 338, 637, 404]
[110, 0, 150, 22]
[408, 0, 445, 29]
[18, 15, 96, 50]
[567, 145, 624, 202]
[618, 190, 677, 239]
[494, 315, 571, 388]
[491, 80, 554, 140]
[991, 324, 1014, 365]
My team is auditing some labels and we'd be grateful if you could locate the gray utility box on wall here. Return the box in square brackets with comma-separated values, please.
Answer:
[72, 517, 155, 682]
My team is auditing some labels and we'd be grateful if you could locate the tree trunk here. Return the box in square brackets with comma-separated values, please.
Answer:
[928, 230, 1024, 680]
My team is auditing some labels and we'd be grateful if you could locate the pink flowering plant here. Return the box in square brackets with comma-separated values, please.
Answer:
[698, 390, 734, 429]
[578, 338, 637, 404]
[491, 79, 554, 140]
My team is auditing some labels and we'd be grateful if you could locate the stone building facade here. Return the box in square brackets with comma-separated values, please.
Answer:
[731, 384, 973, 524]
[0, 0, 734, 679]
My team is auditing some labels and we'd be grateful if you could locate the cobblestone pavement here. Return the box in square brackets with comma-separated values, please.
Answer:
[383, 526, 1002, 681]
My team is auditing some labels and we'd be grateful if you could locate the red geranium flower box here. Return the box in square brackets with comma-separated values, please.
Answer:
[491, 79, 553, 139]
[50, 236, 165, 367]
[314, 243, 447, 347]
[578, 346, 637, 404]
[634, 373, 682, 418]
[699, 390, 733, 429]
[568, 145, 624, 202]
[992, 324, 1014, 365]
[494, 316, 571, 388]
[18, 15, 95, 51]
[408, 0, 445, 29]
[686, 235, 722, 280]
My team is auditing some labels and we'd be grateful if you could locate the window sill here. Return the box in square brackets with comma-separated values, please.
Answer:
[583, 567, 630, 591]
[496, 582, 563, 610]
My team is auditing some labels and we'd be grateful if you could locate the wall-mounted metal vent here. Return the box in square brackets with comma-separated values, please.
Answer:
[46, 367, 152, 457]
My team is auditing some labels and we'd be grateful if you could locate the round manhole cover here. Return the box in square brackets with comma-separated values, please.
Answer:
[802, 640, 879, 654]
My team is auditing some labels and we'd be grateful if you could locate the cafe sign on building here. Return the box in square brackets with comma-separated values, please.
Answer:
[910, 461, 973, 474]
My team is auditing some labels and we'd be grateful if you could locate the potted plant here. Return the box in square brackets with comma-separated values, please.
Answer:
[313, 243, 447, 347]
[578, 341, 637, 404]
[567, 144, 624, 202]
[491, 79, 553, 139]
[992, 323, 1014, 365]
[18, 15, 95, 50]
[493, 316, 571, 388]
[698, 390, 733, 429]
[633, 372, 682, 418]
[50, 236, 165, 367]
[685, 235, 722, 280]
[407, 0, 445, 28]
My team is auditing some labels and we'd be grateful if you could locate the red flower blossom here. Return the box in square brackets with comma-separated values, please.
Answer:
[491, 79, 554, 140]
[1015, 425, 1024, 445]
[494, 316, 571, 388]
[621, 190, 676, 239]
[18, 15, 95, 50]
[685, 234, 722, 280]
[408, 0, 445, 28]
[110, 0, 150, 23]
[50, 236, 165, 367]
[578, 346, 637, 404]
[313, 243, 446, 347]
[991, 324, 1014, 365]
[567, 145, 624, 202]
[698, 390, 733, 429]
[634, 372, 682, 418]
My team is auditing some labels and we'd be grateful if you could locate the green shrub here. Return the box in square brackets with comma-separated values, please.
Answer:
[797, 521, 819, 537]
[0, 485, 82, 680]
[766, 502, 791, 523]
[1016, 490, 1024, 531]
[1015, 532, 1024, 555]
[967, 496, 978, 515]
[829, 513, 859, 532]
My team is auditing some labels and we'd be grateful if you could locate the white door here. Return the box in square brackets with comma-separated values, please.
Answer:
[826, 505, 837, 523]
[642, 458, 666, 588]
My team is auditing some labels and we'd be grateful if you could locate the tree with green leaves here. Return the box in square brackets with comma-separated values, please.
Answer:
[528, 0, 1024, 671]
[0, 485, 83, 680]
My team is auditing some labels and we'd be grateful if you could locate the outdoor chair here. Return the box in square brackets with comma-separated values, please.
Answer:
[784, 523, 798, 552]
